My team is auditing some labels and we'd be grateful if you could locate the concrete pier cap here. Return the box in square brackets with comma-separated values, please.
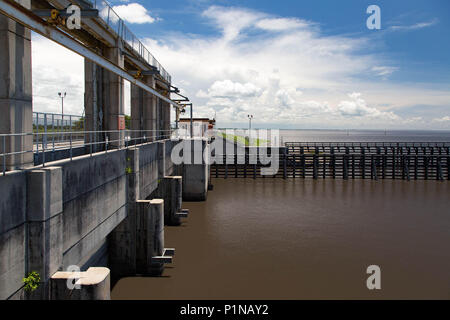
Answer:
[50, 267, 111, 300]
[177, 138, 210, 201]
[156, 175, 189, 225]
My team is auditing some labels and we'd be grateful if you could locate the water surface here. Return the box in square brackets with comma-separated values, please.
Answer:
[112, 179, 450, 299]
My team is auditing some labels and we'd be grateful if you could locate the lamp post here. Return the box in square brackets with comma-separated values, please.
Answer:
[58, 92, 66, 116]
[247, 114, 253, 131]
[58, 92, 66, 129]
[58, 92, 66, 138]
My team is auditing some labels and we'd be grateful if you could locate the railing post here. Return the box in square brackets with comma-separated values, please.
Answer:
[371, 154, 377, 180]
[361, 147, 365, 179]
[414, 155, 418, 180]
[225, 159, 228, 179]
[43, 113, 47, 151]
[2, 135, 5, 176]
[436, 156, 443, 181]
[42, 132, 45, 167]
[447, 156, 450, 180]
[331, 147, 335, 179]
[351, 154, 355, 179]
[244, 151, 247, 178]
[322, 154, 326, 179]
[215, 161, 219, 178]
[234, 154, 237, 178]
[313, 154, 318, 179]
[70, 131, 73, 161]
[392, 152, 396, 179]
[405, 156, 410, 181]
[292, 153, 296, 178]
[343, 154, 348, 180]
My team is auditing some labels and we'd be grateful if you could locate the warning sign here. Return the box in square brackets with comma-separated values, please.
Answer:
[118, 115, 126, 130]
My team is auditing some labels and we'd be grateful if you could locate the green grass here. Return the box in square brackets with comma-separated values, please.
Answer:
[218, 132, 269, 147]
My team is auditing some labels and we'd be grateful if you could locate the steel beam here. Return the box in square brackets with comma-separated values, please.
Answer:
[0, 0, 182, 109]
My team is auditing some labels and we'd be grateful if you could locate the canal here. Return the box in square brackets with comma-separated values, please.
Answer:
[112, 179, 450, 299]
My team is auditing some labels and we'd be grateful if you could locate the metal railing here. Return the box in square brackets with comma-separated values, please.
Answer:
[285, 142, 450, 148]
[90, 0, 171, 83]
[1, 129, 178, 175]
[212, 152, 450, 181]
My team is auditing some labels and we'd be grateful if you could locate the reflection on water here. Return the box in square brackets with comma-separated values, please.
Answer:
[112, 179, 450, 299]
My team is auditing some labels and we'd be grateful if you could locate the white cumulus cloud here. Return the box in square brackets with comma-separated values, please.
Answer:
[111, 3, 156, 24]
[336, 93, 398, 120]
[433, 116, 450, 122]
[29, 4, 450, 130]
[197, 80, 262, 98]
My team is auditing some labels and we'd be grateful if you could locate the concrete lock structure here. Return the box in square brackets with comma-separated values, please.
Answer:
[0, 138, 210, 300]
[0, 0, 212, 300]
[182, 139, 210, 201]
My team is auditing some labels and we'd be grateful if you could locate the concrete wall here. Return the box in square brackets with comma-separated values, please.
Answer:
[58, 150, 127, 269]
[182, 139, 210, 201]
[138, 142, 159, 199]
[165, 139, 176, 176]
[34, 146, 86, 166]
[0, 171, 27, 299]
[1, 149, 128, 300]
[0, 138, 191, 299]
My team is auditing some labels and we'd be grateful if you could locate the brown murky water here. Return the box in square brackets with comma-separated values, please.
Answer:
[112, 179, 450, 299]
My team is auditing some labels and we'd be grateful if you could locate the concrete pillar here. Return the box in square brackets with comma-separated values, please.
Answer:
[162, 100, 171, 138]
[157, 140, 166, 178]
[103, 44, 125, 148]
[25, 167, 63, 299]
[50, 267, 110, 300]
[155, 96, 170, 140]
[130, 76, 157, 142]
[108, 148, 139, 280]
[84, 60, 103, 152]
[109, 147, 172, 279]
[109, 200, 171, 278]
[84, 42, 125, 150]
[135, 199, 167, 276]
[158, 98, 170, 139]
[182, 139, 210, 201]
[156, 176, 187, 226]
[0, 15, 33, 170]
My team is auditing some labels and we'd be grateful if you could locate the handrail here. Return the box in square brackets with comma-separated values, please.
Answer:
[0, 129, 187, 175]
[90, 0, 171, 83]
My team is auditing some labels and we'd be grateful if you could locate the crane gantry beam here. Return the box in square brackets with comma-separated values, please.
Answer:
[0, 0, 183, 109]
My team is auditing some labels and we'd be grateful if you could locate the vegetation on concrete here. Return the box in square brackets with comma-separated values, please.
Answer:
[22, 271, 40, 292]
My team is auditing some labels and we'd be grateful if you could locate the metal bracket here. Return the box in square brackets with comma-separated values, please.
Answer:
[32, 9, 99, 18]
[176, 209, 189, 218]
[151, 248, 175, 264]
[169, 85, 180, 93]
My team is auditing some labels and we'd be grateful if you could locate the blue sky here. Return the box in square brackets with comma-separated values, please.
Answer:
[32, 0, 450, 129]
[121, 0, 450, 83]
